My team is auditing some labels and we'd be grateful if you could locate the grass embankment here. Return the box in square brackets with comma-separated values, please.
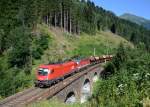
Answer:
[37, 24, 132, 62]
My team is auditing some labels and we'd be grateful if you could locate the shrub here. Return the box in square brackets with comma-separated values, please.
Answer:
[90, 43, 150, 107]
[32, 33, 50, 59]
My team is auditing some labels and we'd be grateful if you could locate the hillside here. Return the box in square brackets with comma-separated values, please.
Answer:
[120, 13, 150, 30]
[36, 24, 133, 64]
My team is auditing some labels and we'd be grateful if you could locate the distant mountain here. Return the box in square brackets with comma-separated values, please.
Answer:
[120, 13, 150, 30]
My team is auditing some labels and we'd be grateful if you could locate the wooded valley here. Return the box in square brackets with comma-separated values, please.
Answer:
[0, 1, 150, 106]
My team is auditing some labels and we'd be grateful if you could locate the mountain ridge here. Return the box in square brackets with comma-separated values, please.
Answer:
[120, 13, 150, 30]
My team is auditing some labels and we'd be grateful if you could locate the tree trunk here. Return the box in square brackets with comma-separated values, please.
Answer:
[73, 22, 76, 34]
[78, 22, 80, 35]
[64, 10, 66, 32]
[60, 3, 63, 29]
[46, 15, 48, 25]
[69, 9, 72, 33]
[54, 12, 57, 27]
[76, 22, 78, 34]
[66, 10, 68, 32]
[49, 12, 51, 27]
[43, 16, 46, 24]
[76, 21, 79, 35]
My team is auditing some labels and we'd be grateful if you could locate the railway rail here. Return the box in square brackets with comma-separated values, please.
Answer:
[0, 63, 102, 107]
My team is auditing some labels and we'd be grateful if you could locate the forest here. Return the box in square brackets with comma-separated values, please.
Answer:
[0, 0, 150, 102]
[1, 0, 150, 55]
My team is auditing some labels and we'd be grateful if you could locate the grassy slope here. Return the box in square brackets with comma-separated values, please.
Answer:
[28, 24, 133, 106]
[38, 24, 133, 61]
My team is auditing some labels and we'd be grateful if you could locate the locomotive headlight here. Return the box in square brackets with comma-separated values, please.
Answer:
[48, 70, 51, 74]
[45, 69, 53, 80]
[44, 69, 49, 72]
[47, 70, 52, 74]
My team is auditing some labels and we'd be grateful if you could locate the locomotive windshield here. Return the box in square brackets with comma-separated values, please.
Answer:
[38, 68, 49, 76]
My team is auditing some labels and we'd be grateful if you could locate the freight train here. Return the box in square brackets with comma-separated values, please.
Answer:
[35, 55, 113, 87]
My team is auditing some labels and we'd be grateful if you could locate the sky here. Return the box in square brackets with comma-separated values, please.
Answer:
[91, 0, 150, 20]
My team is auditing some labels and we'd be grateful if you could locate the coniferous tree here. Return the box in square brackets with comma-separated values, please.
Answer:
[111, 24, 116, 33]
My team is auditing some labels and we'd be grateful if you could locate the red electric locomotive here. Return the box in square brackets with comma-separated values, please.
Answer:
[35, 55, 113, 88]
[35, 60, 77, 87]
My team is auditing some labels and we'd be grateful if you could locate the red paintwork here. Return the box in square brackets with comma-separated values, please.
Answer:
[36, 61, 77, 81]
[35, 55, 113, 87]
[77, 58, 90, 69]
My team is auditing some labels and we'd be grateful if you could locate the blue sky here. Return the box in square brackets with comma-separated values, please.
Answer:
[91, 0, 150, 20]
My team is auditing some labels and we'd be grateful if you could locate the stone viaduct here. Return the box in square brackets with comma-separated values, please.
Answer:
[51, 65, 104, 103]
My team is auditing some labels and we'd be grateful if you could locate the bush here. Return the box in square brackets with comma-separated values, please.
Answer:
[32, 33, 50, 59]
[7, 27, 31, 69]
[90, 43, 150, 107]
[0, 67, 33, 98]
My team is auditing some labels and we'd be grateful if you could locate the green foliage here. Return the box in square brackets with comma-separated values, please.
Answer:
[104, 43, 128, 76]
[104, 62, 116, 76]
[0, 0, 150, 55]
[7, 27, 31, 69]
[113, 43, 127, 70]
[0, 67, 33, 98]
[90, 44, 150, 107]
[32, 33, 50, 59]
[65, 31, 123, 57]
[0, 29, 50, 98]
[111, 24, 116, 33]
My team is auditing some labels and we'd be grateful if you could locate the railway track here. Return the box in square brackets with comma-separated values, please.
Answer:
[0, 88, 44, 107]
[0, 63, 102, 107]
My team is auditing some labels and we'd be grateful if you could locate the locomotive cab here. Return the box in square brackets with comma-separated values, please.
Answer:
[38, 68, 50, 80]
[35, 60, 78, 88]
[35, 67, 54, 87]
